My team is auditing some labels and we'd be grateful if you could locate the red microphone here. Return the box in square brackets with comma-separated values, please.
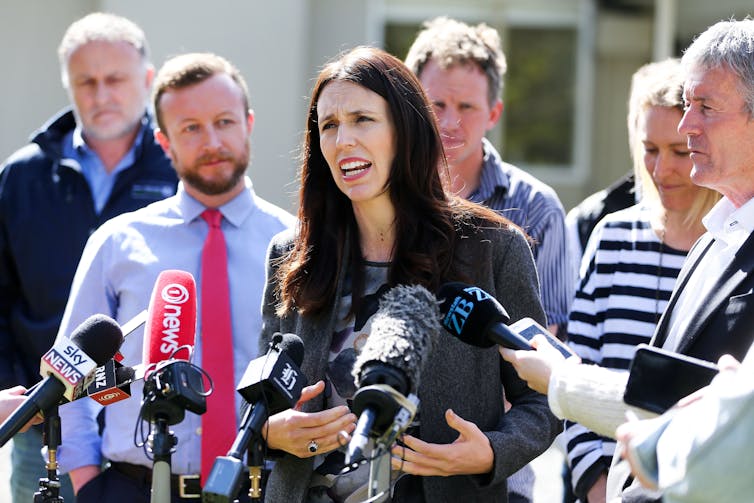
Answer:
[139, 270, 205, 426]
[142, 269, 197, 372]
[88, 271, 197, 406]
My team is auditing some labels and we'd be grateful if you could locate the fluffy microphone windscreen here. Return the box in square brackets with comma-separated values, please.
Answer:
[352, 284, 440, 394]
[70, 314, 124, 366]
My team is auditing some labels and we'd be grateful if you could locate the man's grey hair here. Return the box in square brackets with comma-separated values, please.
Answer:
[58, 12, 150, 87]
[405, 16, 506, 106]
[682, 18, 754, 117]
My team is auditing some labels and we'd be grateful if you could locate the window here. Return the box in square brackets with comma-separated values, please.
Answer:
[382, 0, 591, 180]
[502, 26, 577, 168]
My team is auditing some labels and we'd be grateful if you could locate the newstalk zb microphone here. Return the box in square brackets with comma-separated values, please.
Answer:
[438, 282, 533, 350]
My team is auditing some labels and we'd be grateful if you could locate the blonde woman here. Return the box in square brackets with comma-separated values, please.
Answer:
[563, 59, 720, 502]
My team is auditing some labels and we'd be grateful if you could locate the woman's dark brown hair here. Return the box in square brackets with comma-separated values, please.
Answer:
[277, 46, 507, 316]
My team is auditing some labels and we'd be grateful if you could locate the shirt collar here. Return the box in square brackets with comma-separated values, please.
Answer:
[178, 177, 257, 227]
[469, 138, 510, 203]
[703, 196, 754, 246]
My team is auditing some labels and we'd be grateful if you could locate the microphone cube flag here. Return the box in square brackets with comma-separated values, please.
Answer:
[40, 335, 98, 402]
[236, 349, 307, 416]
[87, 360, 132, 405]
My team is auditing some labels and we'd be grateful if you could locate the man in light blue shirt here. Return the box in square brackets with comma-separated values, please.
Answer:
[56, 53, 295, 503]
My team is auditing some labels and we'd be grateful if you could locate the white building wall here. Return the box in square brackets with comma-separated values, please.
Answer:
[2, 0, 754, 212]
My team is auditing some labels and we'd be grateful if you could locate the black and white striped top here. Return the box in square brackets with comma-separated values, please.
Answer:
[564, 204, 688, 500]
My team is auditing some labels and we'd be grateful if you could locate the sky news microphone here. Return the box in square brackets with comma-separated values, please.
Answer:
[438, 282, 533, 350]
[0, 314, 123, 446]
[202, 332, 307, 503]
[346, 284, 439, 466]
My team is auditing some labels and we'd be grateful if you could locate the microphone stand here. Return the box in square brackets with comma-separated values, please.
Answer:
[366, 446, 392, 503]
[362, 389, 419, 503]
[203, 404, 265, 503]
[247, 435, 264, 502]
[140, 359, 206, 503]
[148, 416, 176, 503]
[34, 404, 63, 503]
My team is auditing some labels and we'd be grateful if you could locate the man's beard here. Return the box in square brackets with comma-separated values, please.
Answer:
[175, 148, 249, 196]
[79, 110, 143, 143]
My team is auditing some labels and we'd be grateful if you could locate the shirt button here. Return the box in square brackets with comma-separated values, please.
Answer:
[196, 427, 202, 436]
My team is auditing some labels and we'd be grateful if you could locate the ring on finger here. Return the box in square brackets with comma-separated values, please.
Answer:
[308, 440, 319, 453]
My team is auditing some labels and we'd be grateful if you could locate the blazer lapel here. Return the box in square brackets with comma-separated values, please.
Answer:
[669, 232, 754, 353]
[651, 234, 714, 348]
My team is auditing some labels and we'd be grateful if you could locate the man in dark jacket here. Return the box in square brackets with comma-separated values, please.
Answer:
[0, 12, 177, 501]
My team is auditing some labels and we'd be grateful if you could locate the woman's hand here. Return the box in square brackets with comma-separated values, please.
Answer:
[262, 380, 357, 458]
[390, 409, 493, 476]
[499, 334, 580, 394]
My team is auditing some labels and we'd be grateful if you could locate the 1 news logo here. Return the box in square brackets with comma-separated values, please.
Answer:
[159, 282, 190, 355]
[162, 283, 190, 304]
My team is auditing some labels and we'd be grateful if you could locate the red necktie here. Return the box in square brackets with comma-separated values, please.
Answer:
[200, 208, 236, 483]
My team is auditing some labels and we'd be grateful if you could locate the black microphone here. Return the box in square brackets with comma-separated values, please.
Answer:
[0, 314, 123, 446]
[84, 310, 151, 406]
[345, 284, 439, 466]
[438, 282, 533, 350]
[202, 332, 307, 503]
[86, 359, 137, 405]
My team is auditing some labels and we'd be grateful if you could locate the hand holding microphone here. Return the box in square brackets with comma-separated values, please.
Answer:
[498, 334, 580, 395]
[346, 283, 439, 466]
[438, 282, 577, 395]
[203, 333, 308, 502]
[0, 314, 124, 446]
[0, 386, 42, 431]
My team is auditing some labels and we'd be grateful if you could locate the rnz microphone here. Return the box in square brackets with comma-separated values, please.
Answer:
[438, 282, 533, 350]
[202, 332, 307, 503]
[87, 360, 136, 406]
[140, 270, 205, 426]
[85, 310, 155, 406]
[0, 314, 123, 446]
[346, 284, 439, 466]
